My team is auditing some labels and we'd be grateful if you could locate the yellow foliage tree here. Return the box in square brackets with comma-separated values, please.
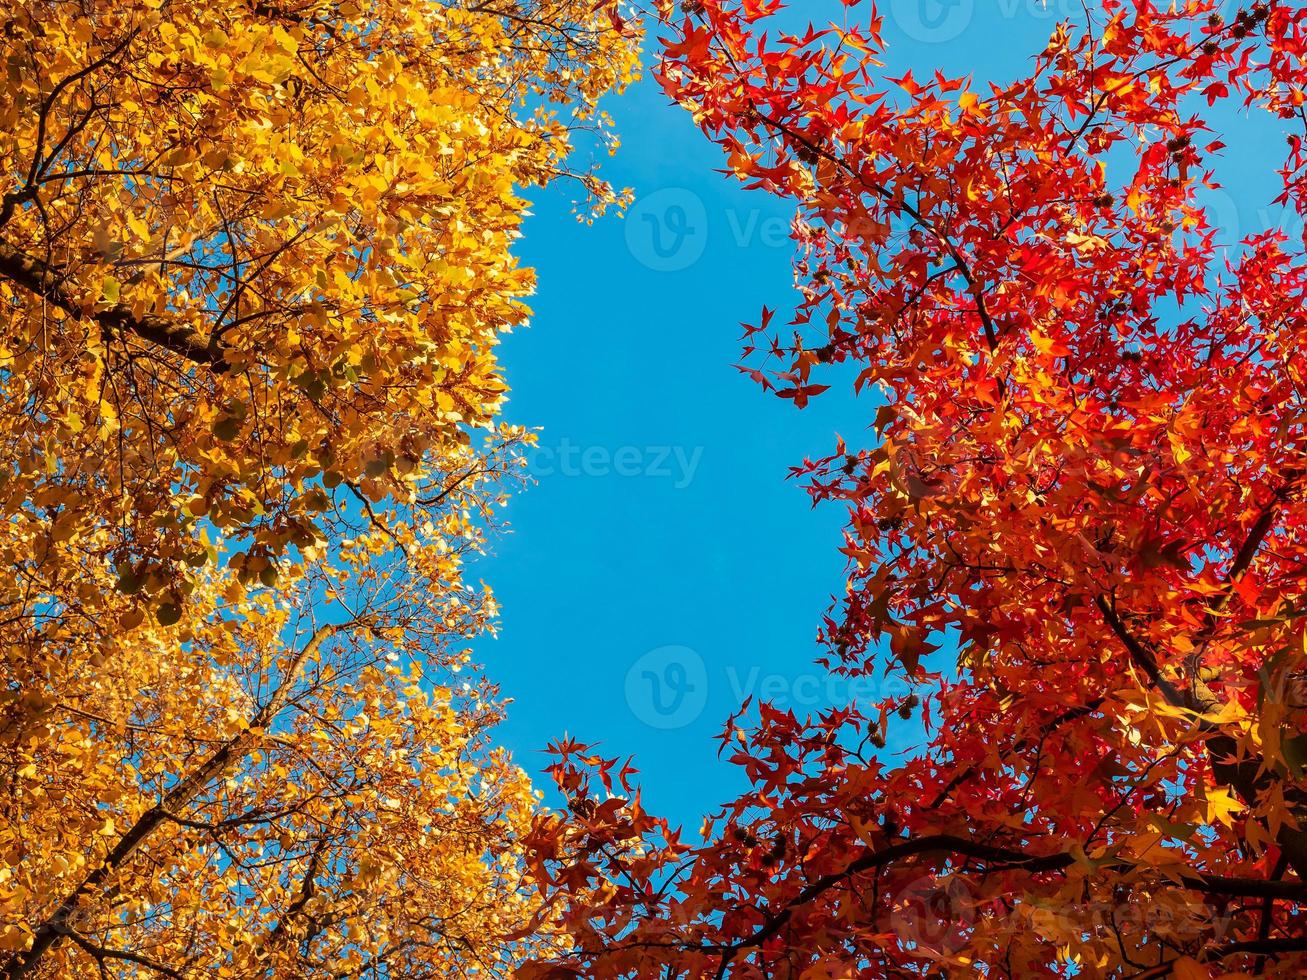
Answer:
[0, 0, 637, 974]
[3, 518, 543, 976]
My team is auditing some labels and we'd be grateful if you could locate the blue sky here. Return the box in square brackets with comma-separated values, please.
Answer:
[473, 0, 1297, 831]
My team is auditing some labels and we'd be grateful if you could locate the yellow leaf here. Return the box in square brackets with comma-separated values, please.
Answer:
[1205, 786, 1243, 828]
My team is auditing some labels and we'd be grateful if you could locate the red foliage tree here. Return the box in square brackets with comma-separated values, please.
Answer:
[523, 1, 1307, 976]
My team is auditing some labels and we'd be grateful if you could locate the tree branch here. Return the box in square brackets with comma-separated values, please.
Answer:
[63, 930, 184, 979]
[713, 833, 1307, 966]
[0, 241, 227, 369]
[1095, 594, 1187, 707]
[2, 621, 357, 978]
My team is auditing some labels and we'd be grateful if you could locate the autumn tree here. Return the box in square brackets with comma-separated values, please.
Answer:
[0, 0, 636, 974]
[526, 1, 1307, 976]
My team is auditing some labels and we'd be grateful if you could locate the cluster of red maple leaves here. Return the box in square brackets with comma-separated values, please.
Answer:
[522, 1, 1307, 976]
